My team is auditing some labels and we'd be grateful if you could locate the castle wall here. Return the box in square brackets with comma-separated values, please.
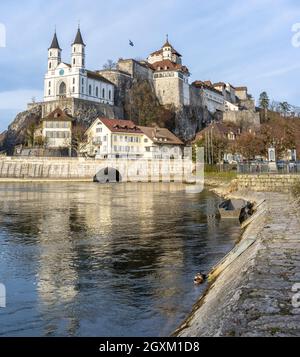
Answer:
[154, 77, 182, 107]
[223, 110, 260, 128]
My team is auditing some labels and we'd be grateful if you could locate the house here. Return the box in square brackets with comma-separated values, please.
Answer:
[80, 117, 184, 159]
[36, 108, 73, 150]
[81, 118, 144, 158]
[138, 126, 184, 159]
[193, 122, 240, 143]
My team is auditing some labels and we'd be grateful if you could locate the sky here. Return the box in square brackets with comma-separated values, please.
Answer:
[0, 0, 300, 131]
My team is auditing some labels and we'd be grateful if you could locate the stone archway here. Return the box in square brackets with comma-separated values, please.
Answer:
[93, 167, 122, 183]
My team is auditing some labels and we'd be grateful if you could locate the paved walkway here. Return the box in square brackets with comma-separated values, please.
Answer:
[176, 192, 300, 337]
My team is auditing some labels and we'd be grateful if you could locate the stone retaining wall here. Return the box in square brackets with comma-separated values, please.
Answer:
[237, 174, 300, 192]
[0, 157, 192, 182]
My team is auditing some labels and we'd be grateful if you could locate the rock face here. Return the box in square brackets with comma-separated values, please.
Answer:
[0, 105, 42, 154]
[175, 105, 214, 141]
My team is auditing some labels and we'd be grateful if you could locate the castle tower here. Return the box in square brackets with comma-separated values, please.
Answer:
[71, 27, 86, 69]
[48, 32, 61, 70]
[162, 35, 172, 61]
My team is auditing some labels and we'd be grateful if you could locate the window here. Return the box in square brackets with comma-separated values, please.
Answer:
[49, 62, 51, 69]
[144, 138, 148, 143]
[114, 135, 117, 142]
[109, 90, 111, 100]
[103, 136, 107, 142]
[82, 87, 84, 94]
[102, 88, 105, 98]
[82, 59, 85, 66]
[72, 87, 75, 93]
[50, 51, 52, 56]
[48, 89, 51, 95]
[82, 78, 84, 85]
[73, 58, 76, 65]
[96, 128, 102, 133]
[146, 147, 150, 152]
[96, 87, 99, 97]
[73, 78, 75, 84]
[89, 85, 92, 96]
[74, 47, 76, 53]
[49, 81, 51, 87]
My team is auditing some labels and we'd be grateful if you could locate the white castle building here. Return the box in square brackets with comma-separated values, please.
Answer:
[147, 36, 190, 107]
[44, 28, 115, 106]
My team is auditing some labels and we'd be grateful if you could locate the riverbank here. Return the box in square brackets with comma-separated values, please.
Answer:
[174, 188, 300, 336]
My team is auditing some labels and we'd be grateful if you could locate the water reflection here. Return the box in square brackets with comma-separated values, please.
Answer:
[0, 183, 241, 336]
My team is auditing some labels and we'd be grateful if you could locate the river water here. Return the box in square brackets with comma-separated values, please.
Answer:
[0, 183, 240, 337]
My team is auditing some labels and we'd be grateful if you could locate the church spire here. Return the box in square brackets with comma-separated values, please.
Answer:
[72, 27, 85, 46]
[162, 34, 171, 48]
[49, 31, 61, 50]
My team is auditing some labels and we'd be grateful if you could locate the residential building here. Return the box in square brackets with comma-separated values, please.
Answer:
[81, 117, 184, 159]
[82, 118, 144, 158]
[36, 107, 73, 149]
[138, 126, 184, 159]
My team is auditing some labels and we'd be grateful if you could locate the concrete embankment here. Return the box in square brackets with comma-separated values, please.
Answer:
[174, 190, 300, 337]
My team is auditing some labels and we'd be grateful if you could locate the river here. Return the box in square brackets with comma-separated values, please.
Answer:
[0, 182, 240, 337]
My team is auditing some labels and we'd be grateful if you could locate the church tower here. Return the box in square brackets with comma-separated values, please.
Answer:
[71, 27, 86, 69]
[48, 32, 61, 70]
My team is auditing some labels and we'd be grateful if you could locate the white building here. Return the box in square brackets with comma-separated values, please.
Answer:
[80, 117, 184, 159]
[44, 29, 115, 105]
[192, 81, 224, 113]
[138, 126, 184, 159]
[82, 118, 144, 158]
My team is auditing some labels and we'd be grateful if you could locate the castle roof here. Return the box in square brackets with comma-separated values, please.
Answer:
[86, 70, 114, 85]
[193, 80, 224, 95]
[151, 59, 189, 74]
[73, 28, 85, 46]
[49, 32, 61, 50]
[42, 108, 73, 122]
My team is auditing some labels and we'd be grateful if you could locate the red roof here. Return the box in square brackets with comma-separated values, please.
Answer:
[151, 59, 189, 74]
[99, 118, 143, 134]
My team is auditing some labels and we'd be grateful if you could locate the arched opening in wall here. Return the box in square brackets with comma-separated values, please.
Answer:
[93, 167, 122, 184]
[59, 82, 66, 96]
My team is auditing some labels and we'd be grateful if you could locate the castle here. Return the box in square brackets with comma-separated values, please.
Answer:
[27, 28, 259, 137]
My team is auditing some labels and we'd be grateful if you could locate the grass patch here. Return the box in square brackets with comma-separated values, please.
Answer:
[205, 171, 237, 182]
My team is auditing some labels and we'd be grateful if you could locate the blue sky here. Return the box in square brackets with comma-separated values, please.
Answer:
[0, 0, 300, 131]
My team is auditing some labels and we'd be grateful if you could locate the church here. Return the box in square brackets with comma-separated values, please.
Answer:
[44, 28, 115, 106]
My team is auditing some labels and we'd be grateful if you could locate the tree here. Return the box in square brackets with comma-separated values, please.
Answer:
[235, 132, 265, 160]
[259, 92, 270, 110]
[25, 122, 36, 147]
[102, 59, 117, 70]
[279, 101, 291, 117]
[72, 124, 87, 156]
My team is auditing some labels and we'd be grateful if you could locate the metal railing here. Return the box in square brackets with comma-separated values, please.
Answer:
[237, 163, 300, 174]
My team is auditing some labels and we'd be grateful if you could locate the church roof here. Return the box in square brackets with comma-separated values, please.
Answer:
[73, 28, 85, 46]
[49, 32, 61, 50]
